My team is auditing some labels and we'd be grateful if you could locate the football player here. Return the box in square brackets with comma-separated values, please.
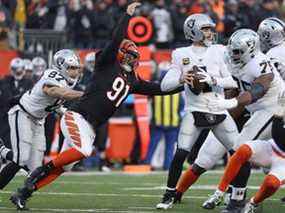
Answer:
[257, 17, 285, 204]
[10, 2, 183, 210]
[0, 49, 83, 203]
[202, 29, 285, 212]
[31, 57, 47, 83]
[23, 59, 34, 80]
[204, 93, 285, 213]
[156, 13, 239, 210]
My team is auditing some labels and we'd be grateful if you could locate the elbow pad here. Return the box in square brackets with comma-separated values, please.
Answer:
[249, 83, 266, 103]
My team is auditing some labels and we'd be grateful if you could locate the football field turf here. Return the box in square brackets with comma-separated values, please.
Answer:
[0, 170, 284, 212]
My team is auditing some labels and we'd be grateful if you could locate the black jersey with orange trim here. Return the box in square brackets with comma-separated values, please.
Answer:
[71, 13, 183, 128]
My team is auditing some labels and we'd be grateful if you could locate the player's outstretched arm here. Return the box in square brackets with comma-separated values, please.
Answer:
[43, 85, 84, 101]
[96, 1, 141, 65]
[131, 77, 184, 96]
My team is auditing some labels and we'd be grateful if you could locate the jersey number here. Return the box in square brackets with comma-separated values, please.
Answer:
[48, 71, 65, 82]
[259, 61, 273, 73]
[107, 77, 130, 107]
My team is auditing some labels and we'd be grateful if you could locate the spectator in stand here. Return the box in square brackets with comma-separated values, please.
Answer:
[151, 0, 174, 49]
[256, 0, 281, 25]
[111, 0, 128, 23]
[67, 0, 95, 48]
[0, 58, 33, 147]
[26, 0, 48, 29]
[44, 0, 68, 30]
[223, 0, 249, 41]
[93, 0, 114, 48]
[238, 0, 260, 30]
[144, 61, 184, 170]
[170, 2, 189, 48]
[0, 2, 12, 50]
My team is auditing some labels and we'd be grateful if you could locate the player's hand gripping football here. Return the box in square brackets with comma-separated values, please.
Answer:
[197, 69, 217, 86]
[127, 1, 141, 16]
[179, 71, 195, 85]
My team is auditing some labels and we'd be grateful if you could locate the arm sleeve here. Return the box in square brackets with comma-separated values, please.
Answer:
[96, 14, 131, 66]
[132, 78, 184, 96]
[160, 50, 183, 91]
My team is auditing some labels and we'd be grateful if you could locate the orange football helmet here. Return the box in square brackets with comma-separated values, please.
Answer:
[117, 39, 140, 72]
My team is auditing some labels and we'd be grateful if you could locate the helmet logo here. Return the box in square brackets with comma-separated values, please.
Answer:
[262, 31, 270, 39]
[187, 19, 195, 28]
[57, 57, 65, 67]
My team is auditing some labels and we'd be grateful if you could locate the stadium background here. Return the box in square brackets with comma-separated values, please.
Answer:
[0, 0, 284, 171]
[0, 0, 285, 212]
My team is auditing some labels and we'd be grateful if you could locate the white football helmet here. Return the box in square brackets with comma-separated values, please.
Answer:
[23, 59, 33, 72]
[32, 57, 47, 77]
[84, 52, 95, 72]
[258, 17, 285, 52]
[53, 49, 81, 84]
[10, 57, 25, 80]
[226, 29, 260, 75]
[184, 13, 216, 46]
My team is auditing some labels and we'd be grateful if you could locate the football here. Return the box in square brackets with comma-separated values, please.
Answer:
[187, 65, 208, 95]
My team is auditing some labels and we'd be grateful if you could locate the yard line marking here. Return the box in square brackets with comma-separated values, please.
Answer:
[0, 190, 205, 199]
[11, 180, 157, 186]
[122, 185, 263, 191]
[0, 190, 282, 201]
[0, 207, 152, 213]
[13, 169, 263, 176]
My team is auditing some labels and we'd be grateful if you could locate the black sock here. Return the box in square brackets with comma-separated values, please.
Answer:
[0, 146, 13, 161]
[26, 161, 55, 190]
[166, 149, 189, 189]
[0, 161, 21, 189]
[229, 161, 251, 201]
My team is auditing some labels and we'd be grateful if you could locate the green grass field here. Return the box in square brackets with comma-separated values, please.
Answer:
[0, 170, 284, 212]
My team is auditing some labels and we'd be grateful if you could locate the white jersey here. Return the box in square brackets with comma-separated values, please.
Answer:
[163, 44, 235, 114]
[232, 52, 285, 113]
[19, 69, 73, 119]
[266, 42, 285, 80]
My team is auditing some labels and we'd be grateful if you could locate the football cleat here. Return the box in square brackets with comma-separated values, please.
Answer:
[156, 190, 176, 210]
[221, 199, 246, 213]
[243, 199, 259, 213]
[10, 192, 28, 211]
[202, 190, 223, 209]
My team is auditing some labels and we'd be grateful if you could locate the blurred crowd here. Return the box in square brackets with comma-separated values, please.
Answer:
[0, 0, 284, 50]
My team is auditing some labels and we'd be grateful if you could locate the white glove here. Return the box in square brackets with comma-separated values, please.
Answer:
[198, 70, 216, 86]
[207, 96, 238, 112]
[55, 106, 68, 116]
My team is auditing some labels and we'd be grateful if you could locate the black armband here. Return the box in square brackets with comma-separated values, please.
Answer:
[249, 83, 266, 103]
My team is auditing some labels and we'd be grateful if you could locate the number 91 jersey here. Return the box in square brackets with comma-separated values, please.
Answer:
[232, 52, 285, 113]
[20, 69, 72, 119]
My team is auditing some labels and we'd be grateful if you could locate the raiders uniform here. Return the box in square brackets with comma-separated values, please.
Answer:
[63, 13, 183, 158]
[8, 69, 73, 170]
[230, 52, 285, 149]
[266, 42, 285, 80]
[161, 44, 239, 169]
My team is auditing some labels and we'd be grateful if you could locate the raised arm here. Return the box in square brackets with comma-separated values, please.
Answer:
[96, 2, 141, 66]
